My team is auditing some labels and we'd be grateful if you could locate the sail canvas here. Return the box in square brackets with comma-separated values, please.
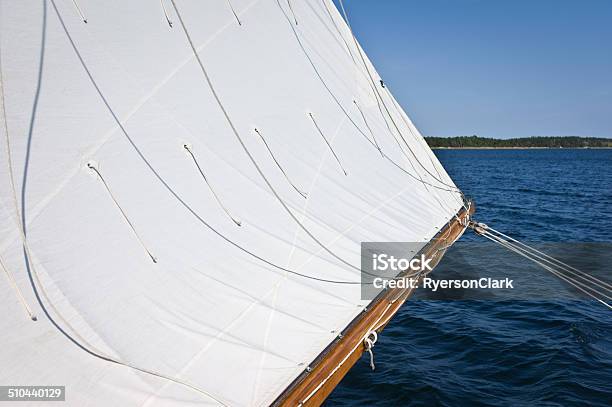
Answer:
[0, 1, 464, 405]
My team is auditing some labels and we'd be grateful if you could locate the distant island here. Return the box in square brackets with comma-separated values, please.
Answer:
[425, 136, 612, 149]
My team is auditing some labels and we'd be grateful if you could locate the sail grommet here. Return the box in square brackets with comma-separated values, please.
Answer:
[363, 331, 378, 370]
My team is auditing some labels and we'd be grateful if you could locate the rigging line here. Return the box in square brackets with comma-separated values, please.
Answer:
[287, 0, 298, 25]
[183, 144, 242, 226]
[384, 87, 466, 217]
[49, 0, 377, 292]
[321, 0, 356, 64]
[370, 84, 463, 215]
[481, 231, 608, 297]
[339, 0, 453, 191]
[379, 113, 457, 217]
[274, 0, 458, 201]
[70, 0, 87, 23]
[21, 3, 364, 403]
[386, 88, 467, 214]
[273, 1, 386, 159]
[367, 90, 458, 212]
[170, 0, 371, 275]
[323, 0, 393, 142]
[308, 112, 348, 176]
[365, 101, 454, 216]
[385, 86, 446, 181]
[0, 0, 261, 256]
[226, 0, 242, 26]
[484, 233, 612, 302]
[0, 253, 37, 321]
[480, 229, 612, 294]
[476, 227, 610, 304]
[87, 163, 158, 263]
[292, 178, 418, 273]
[353, 100, 383, 156]
[338, 0, 461, 192]
[484, 225, 612, 292]
[63, 15, 360, 284]
[384, 154, 464, 193]
[480, 232, 611, 309]
[303, 1, 459, 218]
[52, 0, 458, 294]
[474, 222, 611, 291]
[253, 128, 308, 199]
[160, 0, 173, 27]
[367, 77, 399, 147]
[4, 6, 226, 402]
[57, 0, 424, 291]
[380, 87, 468, 217]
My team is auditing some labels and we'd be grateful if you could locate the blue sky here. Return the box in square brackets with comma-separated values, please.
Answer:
[334, 0, 612, 139]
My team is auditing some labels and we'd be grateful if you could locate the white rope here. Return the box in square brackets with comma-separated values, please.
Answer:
[183, 144, 242, 227]
[363, 330, 378, 370]
[70, 0, 88, 23]
[87, 163, 158, 263]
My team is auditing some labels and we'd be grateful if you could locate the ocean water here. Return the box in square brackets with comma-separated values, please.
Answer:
[326, 149, 612, 406]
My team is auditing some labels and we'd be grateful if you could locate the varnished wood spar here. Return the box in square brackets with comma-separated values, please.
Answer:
[275, 203, 475, 407]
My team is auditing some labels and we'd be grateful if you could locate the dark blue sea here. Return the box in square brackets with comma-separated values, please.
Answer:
[327, 149, 612, 406]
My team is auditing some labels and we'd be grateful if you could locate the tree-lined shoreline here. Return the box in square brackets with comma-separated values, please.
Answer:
[425, 136, 612, 149]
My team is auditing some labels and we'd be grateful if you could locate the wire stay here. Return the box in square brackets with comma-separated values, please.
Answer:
[471, 222, 611, 309]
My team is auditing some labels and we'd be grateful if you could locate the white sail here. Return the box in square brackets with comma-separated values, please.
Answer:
[0, 1, 463, 405]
